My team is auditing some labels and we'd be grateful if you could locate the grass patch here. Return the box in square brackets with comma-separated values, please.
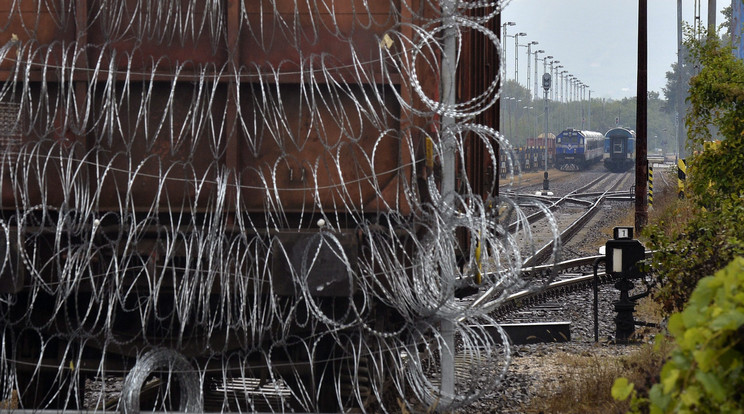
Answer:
[645, 169, 696, 241]
[633, 296, 665, 330]
[603, 168, 695, 246]
[522, 341, 671, 414]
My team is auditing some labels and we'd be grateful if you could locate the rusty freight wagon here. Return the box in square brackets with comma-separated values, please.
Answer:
[0, 1, 504, 412]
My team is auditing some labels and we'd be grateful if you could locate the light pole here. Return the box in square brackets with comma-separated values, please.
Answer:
[525, 41, 538, 94]
[543, 55, 553, 90]
[580, 83, 587, 128]
[549, 60, 559, 100]
[584, 84, 589, 124]
[570, 76, 581, 125]
[524, 105, 533, 139]
[559, 70, 568, 102]
[588, 89, 592, 130]
[553, 64, 562, 102]
[514, 32, 526, 81]
[553, 65, 562, 99]
[533, 49, 544, 100]
[559, 70, 567, 127]
[502, 21, 515, 81]
[507, 97, 515, 138]
[515, 99, 522, 141]
[566, 74, 574, 127]
[567, 74, 574, 101]
[573, 79, 580, 125]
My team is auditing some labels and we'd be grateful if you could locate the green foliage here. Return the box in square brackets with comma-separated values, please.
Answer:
[643, 33, 744, 314]
[686, 33, 744, 153]
[615, 30, 744, 414]
[684, 31, 744, 208]
[499, 80, 675, 152]
[646, 194, 744, 313]
[688, 139, 744, 209]
[613, 258, 744, 413]
[662, 42, 693, 116]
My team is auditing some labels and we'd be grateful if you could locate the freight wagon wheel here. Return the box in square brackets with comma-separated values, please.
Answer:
[314, 340, 375, 413]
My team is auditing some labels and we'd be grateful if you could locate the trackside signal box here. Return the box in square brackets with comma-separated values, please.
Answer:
[605, 227, 645, 279]
[604, 226, 647, 343]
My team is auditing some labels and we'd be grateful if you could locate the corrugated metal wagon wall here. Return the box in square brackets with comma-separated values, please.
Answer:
[0, 1, 547, 413]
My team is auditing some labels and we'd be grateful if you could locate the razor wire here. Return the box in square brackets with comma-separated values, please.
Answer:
[0, 1, 559, 413]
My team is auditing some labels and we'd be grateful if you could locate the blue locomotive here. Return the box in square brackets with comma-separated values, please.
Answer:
[604, 127, 636, 172]
[555, 129, 605, 170]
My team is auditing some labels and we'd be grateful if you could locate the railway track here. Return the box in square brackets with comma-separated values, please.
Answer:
[487, 169, 643, 321]
[516, 171, 632, 267]
[492, 251, 654, 320]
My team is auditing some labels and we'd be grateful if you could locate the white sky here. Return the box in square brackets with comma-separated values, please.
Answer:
[501, 0, 728, 100]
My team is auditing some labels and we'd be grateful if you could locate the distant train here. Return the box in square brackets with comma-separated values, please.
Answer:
[604, 127, 636, 172]
[555, 129, 604, 170]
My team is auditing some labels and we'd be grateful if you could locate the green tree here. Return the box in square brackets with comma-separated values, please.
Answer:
[614, 257, 744, 413]
[661, 59, 693, 116]
[614, 34, 744, 414]
[645, 33, 744, 313]
[499, 81, 674, 151]
[722, 5, 733, 45]
[685, 33, 744, 204]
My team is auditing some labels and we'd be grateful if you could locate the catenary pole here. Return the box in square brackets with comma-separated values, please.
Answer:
[677, 0, 683, 160]
[708, 0, 716, 36]
[635, 0, 648, 233]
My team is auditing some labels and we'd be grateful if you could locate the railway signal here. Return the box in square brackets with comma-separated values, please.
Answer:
[593, 227, 648, 343]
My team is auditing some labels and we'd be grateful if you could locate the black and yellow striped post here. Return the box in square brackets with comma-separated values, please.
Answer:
[677, 158, 687, 198]
[648, 163, 653, 207]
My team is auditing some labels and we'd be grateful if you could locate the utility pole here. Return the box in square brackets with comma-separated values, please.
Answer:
[534, 49, 543, 100]
[708, 0, 716, 36]
[677, 0, 683, 160]
[514, 32, 526, 81]
[588, 89, 592, 130]
[526, 41, 538, 96]
[502, 21, 515, 84]
[636, 0, 648, 234]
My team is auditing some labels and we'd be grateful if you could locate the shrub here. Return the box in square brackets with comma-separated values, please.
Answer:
[613, 257, 744, 413]
[644, 33, 744, 314]
[645, 194, 744, 313]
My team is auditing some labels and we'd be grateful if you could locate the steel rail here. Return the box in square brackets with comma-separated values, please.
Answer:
[460, 172, 633, 316]
[506, 173, 610, 233]
[521, 172, 632, 267]
[494, 250, 655, 318]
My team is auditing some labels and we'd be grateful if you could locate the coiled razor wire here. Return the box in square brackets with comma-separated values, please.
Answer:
[0, 1, 560, 412]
